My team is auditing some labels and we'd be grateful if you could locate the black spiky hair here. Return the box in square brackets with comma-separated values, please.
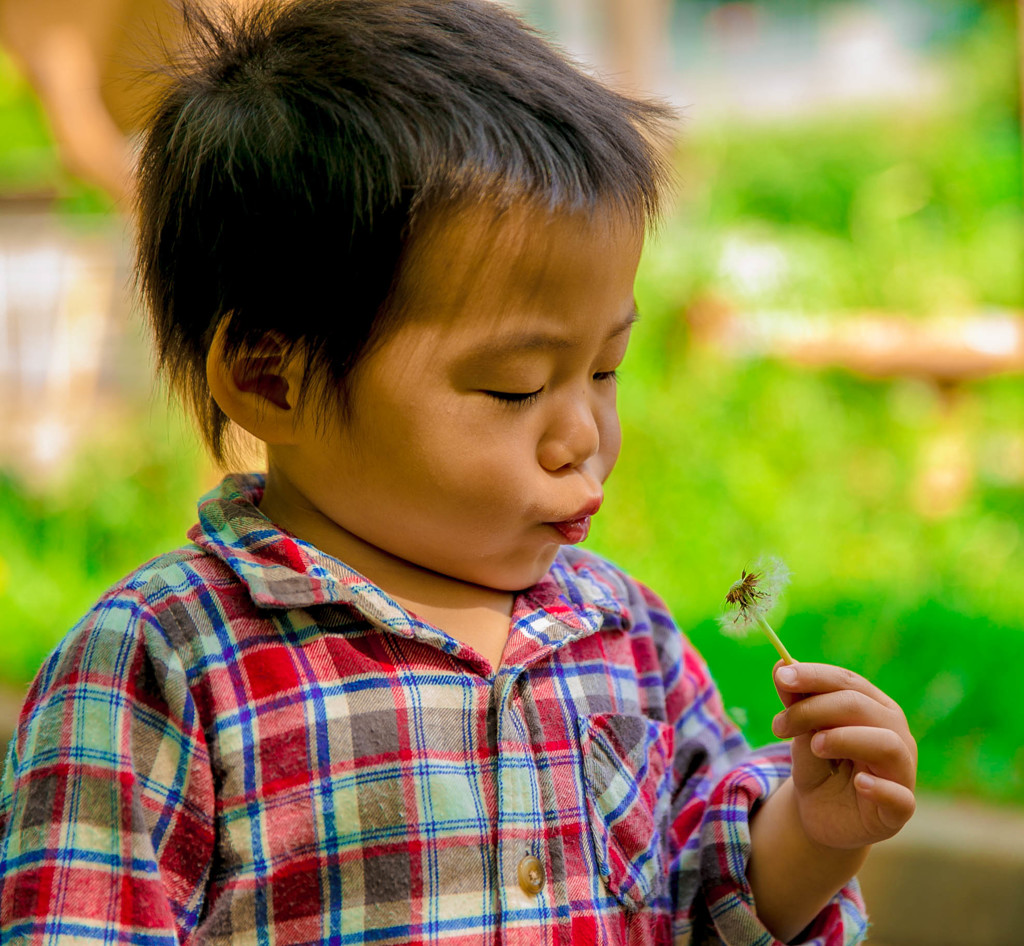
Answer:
[136, 0, 675, 461]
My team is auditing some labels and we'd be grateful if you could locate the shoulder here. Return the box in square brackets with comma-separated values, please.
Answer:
[22, 543, 246, 715]
[77, 542, 244, 649]
[556, 545, 678, 633]
[1, 550, 224, 851]
[556, 546, 723, 715]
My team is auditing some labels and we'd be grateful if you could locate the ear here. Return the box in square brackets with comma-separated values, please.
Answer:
[206, 320, 306, 445]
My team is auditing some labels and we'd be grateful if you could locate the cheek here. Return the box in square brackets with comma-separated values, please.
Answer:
[598, 404, 623, 476]
[392, 409, 525, 496]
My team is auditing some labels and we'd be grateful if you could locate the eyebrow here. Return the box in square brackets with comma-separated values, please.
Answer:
[465, 306, 640, 361]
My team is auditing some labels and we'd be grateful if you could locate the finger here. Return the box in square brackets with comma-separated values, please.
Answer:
[771, 660, 818, 710]
[774, 662, 899, 711]
[854, 772, 917, 832]
[809, 726, 916, 787]
[772, 660, 802, 709]
[773, 689, 896, 739]
[789, 732, 843, 786]
[776, 688, 917, 764]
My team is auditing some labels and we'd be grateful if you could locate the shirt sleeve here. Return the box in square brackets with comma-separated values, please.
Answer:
[637, 586, 868, 946]
[0, 590, 216, 945]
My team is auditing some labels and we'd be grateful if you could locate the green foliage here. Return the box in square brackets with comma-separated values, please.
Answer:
[584, 5, 1024, 805]
[0, 407, 207, 682]
[671, 4, 1023, 314]
[0, 3, 1021, 805]
[0, 51, 59, 190]
[590, 328, 1024, 804]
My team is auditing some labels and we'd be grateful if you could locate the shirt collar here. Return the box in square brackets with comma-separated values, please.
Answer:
[188, 473, 630, 655]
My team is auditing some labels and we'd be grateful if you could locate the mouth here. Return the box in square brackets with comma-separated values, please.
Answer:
[547, 497, 603, 545]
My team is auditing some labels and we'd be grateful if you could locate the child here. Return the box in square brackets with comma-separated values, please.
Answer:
[0, 1, 916, 943]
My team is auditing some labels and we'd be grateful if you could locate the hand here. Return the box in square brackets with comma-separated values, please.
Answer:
[771, 661, 917, 851]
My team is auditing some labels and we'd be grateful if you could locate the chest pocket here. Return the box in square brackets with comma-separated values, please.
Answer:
[578, 712, 675, 912]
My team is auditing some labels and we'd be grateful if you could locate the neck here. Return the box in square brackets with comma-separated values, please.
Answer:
[258, 464, 515, 668]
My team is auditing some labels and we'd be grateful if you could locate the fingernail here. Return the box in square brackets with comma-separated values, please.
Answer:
[855, 773, 876, 791]
[777, 666, 797, 686]
[771, 713, 786, 737]
[811, 732, 826, 754]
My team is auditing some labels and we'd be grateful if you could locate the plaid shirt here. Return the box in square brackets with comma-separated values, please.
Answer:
[1, 474, 865, 945]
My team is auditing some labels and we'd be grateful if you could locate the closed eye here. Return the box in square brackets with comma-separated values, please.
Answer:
[483, 387, 543, 406]
[483, 370, 617, 406]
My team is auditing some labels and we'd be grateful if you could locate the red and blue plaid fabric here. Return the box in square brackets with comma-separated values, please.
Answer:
[0, 474, 866, 945]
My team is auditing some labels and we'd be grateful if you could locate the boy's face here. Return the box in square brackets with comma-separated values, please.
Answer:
[267, 202, 643, 593]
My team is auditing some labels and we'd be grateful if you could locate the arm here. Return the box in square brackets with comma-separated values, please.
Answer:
[748, 662, 917, 942]
[655, 626, 868, 944]
[618, 575, 872, 944]
[0, 597, 215, 943]
[748, 780, 869, 941]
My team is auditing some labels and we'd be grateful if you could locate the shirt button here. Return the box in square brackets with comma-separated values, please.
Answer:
[517, 855, 545, 895]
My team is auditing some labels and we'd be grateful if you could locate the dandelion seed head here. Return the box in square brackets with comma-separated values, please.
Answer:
[718, 555, 790, 637]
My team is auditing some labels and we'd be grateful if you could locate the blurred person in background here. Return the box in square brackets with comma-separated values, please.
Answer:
[0, 0, 671, 205]
[0, 0, 259, 205]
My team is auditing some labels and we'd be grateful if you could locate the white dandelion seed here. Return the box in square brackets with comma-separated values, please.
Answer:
[719, 556, 795, 664]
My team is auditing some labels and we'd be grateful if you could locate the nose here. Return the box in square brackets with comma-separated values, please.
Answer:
[537, 389, 602, 472]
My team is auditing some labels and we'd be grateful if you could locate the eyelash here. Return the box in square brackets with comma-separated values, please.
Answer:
[485, 371, 619, 408]
[486, 388, 543, 407]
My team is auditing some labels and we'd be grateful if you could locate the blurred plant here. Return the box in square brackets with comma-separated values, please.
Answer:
[0, 0, 1021, 810]
[663, 3, 1023, 318]
[0, 402, 209, 682]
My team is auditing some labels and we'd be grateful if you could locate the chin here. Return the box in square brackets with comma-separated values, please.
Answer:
[467, 549, 561, 594]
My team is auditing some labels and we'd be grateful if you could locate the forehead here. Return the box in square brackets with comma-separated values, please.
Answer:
[388, 200, 644, 333]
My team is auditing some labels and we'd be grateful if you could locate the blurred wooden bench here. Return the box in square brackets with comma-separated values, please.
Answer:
[687, 293, 1024, 386]
[687, 294, 1024, 517]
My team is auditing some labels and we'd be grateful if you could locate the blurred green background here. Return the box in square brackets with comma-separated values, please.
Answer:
[1, 0, 1023, 806]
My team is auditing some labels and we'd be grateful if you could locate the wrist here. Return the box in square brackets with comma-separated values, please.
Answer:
[749, 778, 868, 942]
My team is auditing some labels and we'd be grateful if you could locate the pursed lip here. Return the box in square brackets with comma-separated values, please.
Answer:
[545, 496, 603, 544]
[567, 497, 603, 521]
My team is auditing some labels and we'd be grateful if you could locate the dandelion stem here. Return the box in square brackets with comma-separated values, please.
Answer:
[756, 616, 796, 665]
